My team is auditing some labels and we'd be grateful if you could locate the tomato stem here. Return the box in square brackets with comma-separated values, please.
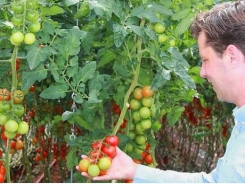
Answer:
[112, 18, 146, 135]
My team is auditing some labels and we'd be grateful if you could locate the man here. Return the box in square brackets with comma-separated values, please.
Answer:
[79, 0, 245, 182]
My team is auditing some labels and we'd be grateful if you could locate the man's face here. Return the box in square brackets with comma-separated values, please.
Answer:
[197, 31, 231, 102]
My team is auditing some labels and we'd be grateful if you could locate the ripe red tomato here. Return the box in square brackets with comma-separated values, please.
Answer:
[144, 153, 153, 164]
[0, 166, 6, 175]
[78, 158, 91, 172]
[101, 145, 116, 158]
[0, 89, 11, 101]
[10, 140, 16, 149]
[91, 140, 105, 150]
[141, 86, 154, 98]
[133, 88, 143, 100]
[104, 135, 119, 147]
[0, 173, 4, 183]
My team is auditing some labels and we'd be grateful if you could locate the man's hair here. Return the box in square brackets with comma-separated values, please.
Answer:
[190, 0, 245, 57]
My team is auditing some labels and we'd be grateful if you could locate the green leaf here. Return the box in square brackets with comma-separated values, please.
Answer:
[81, 32, 93, 54]
[26, 45, 51, 70]
[21, 66, 48, 90]
[89, 0, 115, 19]
[127, 25, 143, 37]
[73, 61, 96, 84]
[171, 8, 191, 21]
[73, 113, 93, 131]
[166, 106, 185, 127]
[66, 148, 78, 170]
[39, 83, 69, 99]
[41, 6, 65, 16]
[97, 49, 116, 68]
[113, 23, 128, 48]
[62, 111, 74, 121]
[174, 12, 195, 36]
[151, 67, 171, 89]
[88, 90, 102, 103]
[64, 0, 79, 6]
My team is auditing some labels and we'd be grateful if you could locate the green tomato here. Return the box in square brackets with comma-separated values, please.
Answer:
[140, 119, 152, 130]
[4, 130, 16, 139]
[11, 31, 24, 44]
[0, 113, 9, 125]
[153, 22, 166, 34]
[128, 130, 136, 140]
[130, 99, 141, 110]
[26, 10, 39, 21]
[169, 39, 176, 47]
[158, 34, 168, 43]
[88, 164, 100, 177]
[135, 135, 146, 145]
[17, 121, 29, 134]
[13, 105, 25, 117]
[28, 21, 41, 33]
[24, 33, 36, 45]
[11, 2, 24, 14]
[132, 111, 141, 122]
[98, 157, 112, 171]
[126, 143, 133, 152]
[26, 0, 39, 9]
[2, 101, 12, 112]
[142, 97, 153, 107]
[5, 119, 18, 133]
[11, 15, 24, 27]
[139, 106, 151, 119]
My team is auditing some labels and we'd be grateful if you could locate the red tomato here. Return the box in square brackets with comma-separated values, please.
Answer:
[101, 145, 116, 158]
[0, 89, 11, 101]
[144, 153, 153, 164]
[15, 140, 24, 150]
[0, 173, 4, 183]
[91, 140, 105, 150]
[104, 135, 119, 147]
[0, 166, 6, 175]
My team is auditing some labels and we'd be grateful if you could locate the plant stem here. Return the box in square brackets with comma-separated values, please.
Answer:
[112, 18, 145, 135]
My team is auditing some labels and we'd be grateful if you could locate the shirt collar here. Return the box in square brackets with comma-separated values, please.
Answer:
[232, 105, 245, 123]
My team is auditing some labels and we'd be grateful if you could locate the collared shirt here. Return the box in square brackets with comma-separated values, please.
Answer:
[133, 105, 245, 183]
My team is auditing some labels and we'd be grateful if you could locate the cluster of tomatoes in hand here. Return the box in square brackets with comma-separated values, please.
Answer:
[78, 135, 119, 177]
[10, 0, 41, 46]
[0, 88, 29, 140]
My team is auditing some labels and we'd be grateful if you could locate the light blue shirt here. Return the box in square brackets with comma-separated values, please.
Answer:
[133, 105, 245, 183]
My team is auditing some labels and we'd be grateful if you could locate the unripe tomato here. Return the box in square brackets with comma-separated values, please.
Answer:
[17, 121, 29, 134]
[153, 22, 166, 34]
[88, 164, 100, 177]
[11, 32, 24, 44]
[11, 15, 24, 27]
[13, 105, 25, 117]
[133, 88, 143, 100]
[132, 111, 141, 122]
[13, 90, 25, 104]
[0, 113, 9, 125]
[15, 140, 24, 150]
[140, 119, 152, 130]
[169, 39, 176, 47]
[26, 0, 39, 9]
[130, 99, 141, 110]
[158, 34, 168, 43]
[135, 135, 146, 145]
[98, 157, 112, 171]
[78, 158, 91, 172]
[26, 10, 39, 21]
[142, 97, 153, 107]
[141, 86, 154, 98]
[24, 33, 36, 45]
[11, 2, 24, 14]
[28, 21, 41, 33]
[4, 130, 16, 139]
[139, 106, 151, 119]
[5, 119, 18, 133]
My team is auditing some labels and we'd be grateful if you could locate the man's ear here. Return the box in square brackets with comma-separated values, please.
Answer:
[226, 44, 244, 63]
